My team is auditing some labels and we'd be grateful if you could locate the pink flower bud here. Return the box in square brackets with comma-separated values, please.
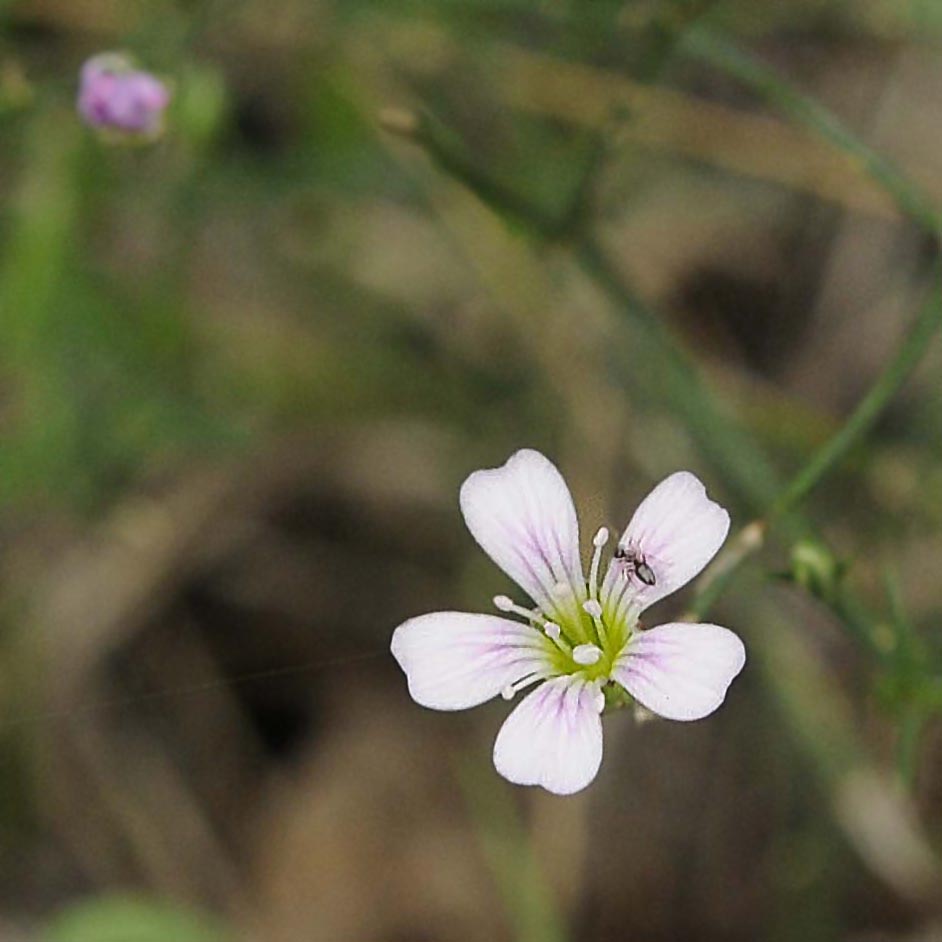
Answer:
[77, 53, 170, 137]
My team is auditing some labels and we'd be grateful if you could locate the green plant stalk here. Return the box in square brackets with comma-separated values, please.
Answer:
[674, 25, 942, 617]
[689, 268, 942, 620]
[771, 273, 942, 519]
[882, 568, 932, 786]
[681, 27, 941, 236]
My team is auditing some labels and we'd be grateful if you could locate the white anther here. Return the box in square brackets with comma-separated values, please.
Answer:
[593, 526, 610, 548]
[542, 622, 573, 657]
[494, 595, 544, 623]
[572, 643, 603, 666]
[582, 599, 603, 618]
[502, 672, 549, 701]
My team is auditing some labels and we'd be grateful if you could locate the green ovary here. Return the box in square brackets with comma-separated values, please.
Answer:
[541, 605, 633, 681]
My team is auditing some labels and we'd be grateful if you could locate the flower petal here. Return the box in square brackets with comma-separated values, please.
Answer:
[391, 612, 552, 711]
[603, 471, 729, 614]
[612, 622, 746, 721]
[460, 449, 586, 617]
[493, 675, 604, 795]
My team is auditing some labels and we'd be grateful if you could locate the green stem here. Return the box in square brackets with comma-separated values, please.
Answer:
[770, 274, 942, 520]
[675, 25, 942, 617]
[681, 27, 941, 236]
[394, 110, 561, 237]
[689, 268, 942, 619]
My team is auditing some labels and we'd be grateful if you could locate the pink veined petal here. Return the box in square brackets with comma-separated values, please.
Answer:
[492, 675, 604, 795]
[612, 622, 746, 722]
[602, 471, 729, 614]
[460, 449, 586, 618]
[391, 612, 552, 711]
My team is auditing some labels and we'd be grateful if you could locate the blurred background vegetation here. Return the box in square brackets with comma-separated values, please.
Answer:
[1, 0, 942, 939]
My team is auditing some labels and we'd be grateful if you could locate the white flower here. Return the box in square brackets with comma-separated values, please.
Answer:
[391, 449, 746, 796]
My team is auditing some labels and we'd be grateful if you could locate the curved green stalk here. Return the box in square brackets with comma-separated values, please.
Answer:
[681, 27, 940, 236]
[688, 258, 942, 622]
[771, 272, 942, 519]
[673, 24, 942, 618]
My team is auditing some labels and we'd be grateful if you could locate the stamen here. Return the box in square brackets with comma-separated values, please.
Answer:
[494, 594, 576, 654]
[550, 580, 588, 642]
[493, 595, 541, 622]
[589, 527, 609, 604]
[606, 560, 644, 634]
[544, 622, 572, 656]
[500, 672, 549, 701]
[572, 643, 603, 666]
[582, 599, 609, 649]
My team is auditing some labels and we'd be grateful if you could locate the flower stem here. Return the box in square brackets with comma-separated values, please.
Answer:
[771, 276, 942, 520]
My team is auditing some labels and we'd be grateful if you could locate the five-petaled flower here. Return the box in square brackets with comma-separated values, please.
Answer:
[77, 53, 170, 138]
[391, 449, 746, 795]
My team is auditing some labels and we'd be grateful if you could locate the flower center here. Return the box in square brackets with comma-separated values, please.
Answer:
[493, 526, 638, 684]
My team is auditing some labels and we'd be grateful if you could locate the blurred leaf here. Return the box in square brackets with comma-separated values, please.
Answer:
[175, 63, 229, 153]
[43, 896, 231, 942]
[782, 539, 846, 604]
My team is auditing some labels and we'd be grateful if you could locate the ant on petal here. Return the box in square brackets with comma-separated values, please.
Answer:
[613, 544, 657, 587]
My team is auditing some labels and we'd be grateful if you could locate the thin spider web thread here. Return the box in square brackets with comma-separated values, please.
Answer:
[0, 649, 386, 731]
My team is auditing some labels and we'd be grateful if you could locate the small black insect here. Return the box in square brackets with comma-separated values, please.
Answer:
[613, 545, 657, 586]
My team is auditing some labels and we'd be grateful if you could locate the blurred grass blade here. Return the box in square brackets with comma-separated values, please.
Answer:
[690, 261, 941, 620]
[769, 267, 942, 520]
[43, 895, 232, 942]
[459, 758, 569, 942]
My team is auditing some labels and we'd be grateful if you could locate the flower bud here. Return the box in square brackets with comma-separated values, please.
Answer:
[77, 52, 170, 138]
[788, 539, 844, 602]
